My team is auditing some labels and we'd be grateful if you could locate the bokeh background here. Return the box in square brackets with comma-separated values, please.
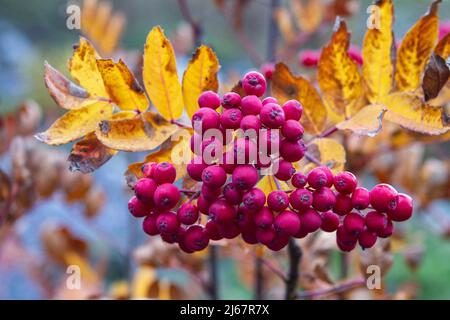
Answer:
[0, 0, 449, 299]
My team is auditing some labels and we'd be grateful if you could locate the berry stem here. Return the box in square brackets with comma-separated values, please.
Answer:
[285, 239, 302, 300]
[304, 152, 323, 166]
[319, 125, 338, 138]
[297, 278, 365, 299]
[171, 120, 191, 129]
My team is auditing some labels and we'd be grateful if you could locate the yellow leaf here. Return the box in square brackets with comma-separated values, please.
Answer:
[304, 138, 346, 173]
[395, 1, 440, 91]
[182, 45, 220, 119]
[362, 0, 394, 103]
[435, 32, 450, 59]
[336, 104, 387, 137]
[318, 19, 362, 117]
[68, 37, 108, 97]
[44, 61, 98, 110]
[97, 59, 148, 112]
[131, 266, 156, 299]
[143, 26, 183, 121]
[99, 12, 125, 55]
[257, 175, 289, 196]
[381, 92, 449, 135]
[95, 111, 179, 151]
[272, 63, 327, 135]
[35, 101, 113, 145]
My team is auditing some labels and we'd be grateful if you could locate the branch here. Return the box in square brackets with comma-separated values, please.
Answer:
[177, 0, 203, 47]
[304, 152, 323, 166]
[266, 0, 280, 62]
[285, 238, 302, 300]
[260, 257, 287, 282]
[208, 245, 219, 299]
[298, 278, 366, 299]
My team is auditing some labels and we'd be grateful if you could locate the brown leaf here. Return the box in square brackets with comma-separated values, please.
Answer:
[422, 54, 450, 101]
[435, 31, 450, 59]
[272, 63, 327, 134]
[68, 132, 117, 173]
[0, 169, 11, 218]
[231, 80, 245, 97]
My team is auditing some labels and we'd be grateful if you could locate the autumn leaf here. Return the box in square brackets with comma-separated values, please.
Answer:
[35, 101, 113, 145]
[272, 63, 327, 135]
[182, 46, 220, 119]
[99, 12, 125, 55]
[68, 132, 118, 173]
[381, 91, 449, 135]
[256, 175, 289, 196]
[97, 59, 148, 112]
[143, 26, 183, 121]
[44, 61, 98, 109]
[231, 80, 245, 97]
[304, 138, 346, 172]
[395, 1, 440, 92]
[0, 169, 11, 213]
[274, 7, 296, 43]
[362, 0, 394, 104]
[95, 111, 179, 151]
[435, 32, 450, 59]
[422, 54, 450, 101]
[291, 0, 323, 35]
[131, 266, 156, 299]
[68, 37, 108, 97]
[336, 104, 386, 137]
[318, 18, 362, 117]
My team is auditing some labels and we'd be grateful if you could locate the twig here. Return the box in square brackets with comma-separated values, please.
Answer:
[177, 0, 203, 47]
[304, 152, 323, 166]
[319, 126, 338, 138]
[254, 256, 264, 299]
[298, 278, 366, 299]
[285, 238, 302, 300]
[171, 119, 191, 129]
[266, 0, 280, 62]
[208, 245, 219, 299]
[260, 257, 287, 282]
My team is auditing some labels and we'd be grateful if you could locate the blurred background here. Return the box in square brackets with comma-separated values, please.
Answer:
[0, 0, 449, 299]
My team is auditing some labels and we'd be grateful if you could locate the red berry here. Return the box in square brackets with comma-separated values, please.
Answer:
[205, 220, 222, 240]
[256, 227, 276, 245]
[279, 139, 306, 162]
[307, 167, 329, 189]
[241, 95, 263, 116]
[358, 228, 377, 249]
[260, 103, 285, 129]
[289, 188, 313, 210]
[260, 62, 275, 80]
[141, 162, 157, 178]
[236, 206, 255, 231]
[184, 225, 209, 251]
[202, 165, 227, 189]
[240, 115, 261, 132]
[299, 208, 322, 233]
[242, 71, 266, 97]
[223, 183, 243, 205]
[201, 184, 221, 201]
[129, 196, 153, 218]
[274, 159, 295, 181]
[232, 165, 259, 191]
[336, 238, 357, 252]
[351, 187, 370, 210]
[220, 108, 243, 129]
[293, 226, 309, 239]
[320, 211, 340, 232]
[258, 129, 281, 154]
[153, 162, 177, 185]
[241, 228, 259, 244]
[153, 183, 180, 210]
[134, 178, 157, 204]
[156, 211, 179, 234]
[187, 156, 208, 181]
[243, 188, 266, 211]
[192, 108, 220, 134]
[142, 213, 159, 235]
[198, 90, 221, 109]
[266, 234, 289, 251]
[377, 219, 393, 238]
[208, 199, 237, 223]
[233, 138, 257, 164]
[291, 172, 307, 188]
[299, 49, 320, 68]
[370, 183, 398, 212]
[318, 166, 334, 188]
[221, 151, 236, 174]
[282, 100, 303, 121]
[336, 225, 357, 251]
[333, 171, 357, 194]
[312, 187, 336, 212]
[333, 193, 353, 216]
[262, 97, 278, 105]
[254, 206, 274, 229]
[343, 212, 365, 237]
[274, 210, 301, 236]
[197, 195, 212, 215]
[218, 223, 241, 239]
[177, 203, 199, 225]
[387, 193, 413, 222]
[221, 92, 241, 109]
[348, 45, 363, 65]
[365, 211, 387, 233]
[267, 190, 289, 212]
[281, 120, 304, 141]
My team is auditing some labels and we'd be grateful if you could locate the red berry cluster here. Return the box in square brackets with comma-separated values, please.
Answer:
[127, 71, 413, 254]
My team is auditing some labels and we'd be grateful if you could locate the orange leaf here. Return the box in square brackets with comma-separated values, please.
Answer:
[395, 1, 440, 92]
[336, 104, 386, 137]
[182, 46, 220, 119]
[302, 138, 346, 173]
[435, 32, 450, 59]
[318, 19, 362, 117]
[97, 59, 148, 112]
[272, 63, 327, 135]
[362, 0, 394, 104]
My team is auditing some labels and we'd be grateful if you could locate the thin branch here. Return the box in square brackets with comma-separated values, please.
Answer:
[266, 0, 280, 62]
[208, 245, 219, 299]
[254, 256, 264, 299]
[260, 257, 287, 282]
[319, 126, 338, 138]
[298, 278, 366, 299]
[285, 238, 302, 300]
[171, 119, 191, 129]
[177, 0, 203, 47]
[304, 152, 323, 166]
